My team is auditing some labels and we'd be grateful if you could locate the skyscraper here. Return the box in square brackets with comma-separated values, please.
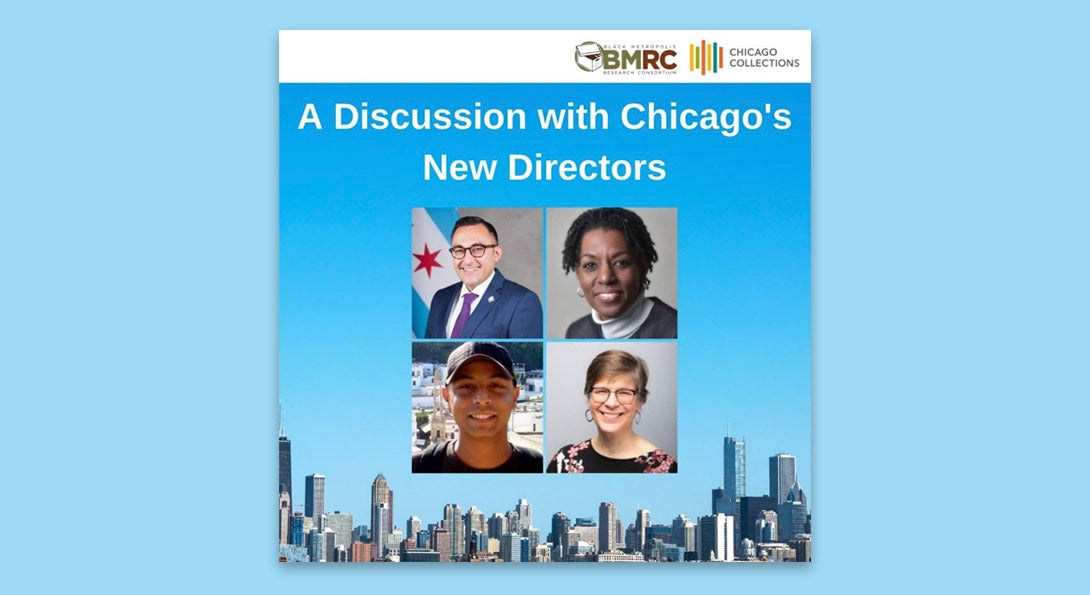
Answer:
[787, 479, 808, 509]
[372, 502, 389, 558]
[722, 429, 746, 553]
[739, 495, 776, 544]
[777, 487, 807, 542]
[386, 527, 403, 557]
[696, 513, 734, 561]
[789, 534, 812, 562]
[307, 528, 322, 562]
[756, 510, 778, 542]
[406, 516, 422, 544]
[549, 512, 570, 560]
[516, 498, 532, 532]
[370, 474, 393, 543]
[387, 488, 394, 534]
[525, 526, 541, 547]
[278, 414, 292, 498]
[431, 527, 451, 562]
[599, 502, 616, 553]
[624, 524, 638, 552]
[500, 532, 521, 562]
[304, 474, 325, 527]
[724, 431, 745, 502]
[444, 503, 464, 560]
[634, 509, 650, 553]
[324, 511, 354, 551]
[506, 510, 520, 535]
[712, 487, 729, 515]
[488, 513, 507, 540]
[770, 453, 797, 506]
[464, 506, 485, 557]
[520, 537, 531, 562]
[279, 491, 291, 545]
[290, 512, 305, 546]
[671, 514, 694, 553]
[573, 517, 598, 552]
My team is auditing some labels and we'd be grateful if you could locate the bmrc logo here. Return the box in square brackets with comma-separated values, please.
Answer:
[574, 41, 604, 71]
[574, 41, 677, 72]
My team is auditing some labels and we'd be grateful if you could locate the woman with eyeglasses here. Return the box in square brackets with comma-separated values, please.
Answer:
[547, 349, 677, 473]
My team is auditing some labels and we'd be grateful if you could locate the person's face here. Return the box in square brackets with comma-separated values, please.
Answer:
[575, 228, 645, 320]
[450, 223, 502, 292]
[442, 358, 519, 441]
[587, 374, 642, 436]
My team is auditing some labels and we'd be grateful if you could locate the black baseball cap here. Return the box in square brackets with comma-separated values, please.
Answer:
[445, 342, 516, 384]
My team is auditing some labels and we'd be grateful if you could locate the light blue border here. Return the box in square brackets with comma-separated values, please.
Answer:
[5, 2, 1086, 593]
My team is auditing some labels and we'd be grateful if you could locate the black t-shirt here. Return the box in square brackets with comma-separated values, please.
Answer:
[546, 439, 678, 473]
[412, 440, 543, 473]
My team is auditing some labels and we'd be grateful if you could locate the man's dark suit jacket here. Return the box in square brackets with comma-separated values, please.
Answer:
[424, 269, 543, 338]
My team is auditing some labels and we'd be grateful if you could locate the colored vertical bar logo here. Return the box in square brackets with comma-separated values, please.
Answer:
[689, 40, 724, 75]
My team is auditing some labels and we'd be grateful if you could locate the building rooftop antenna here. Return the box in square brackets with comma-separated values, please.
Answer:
[279, 401, 286, 438]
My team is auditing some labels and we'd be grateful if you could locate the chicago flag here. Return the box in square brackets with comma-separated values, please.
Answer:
[411, 207, 461, 337]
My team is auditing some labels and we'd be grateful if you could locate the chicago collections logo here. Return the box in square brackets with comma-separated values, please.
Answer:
[689, 40, 724, 75]
[694, 40, 802, 71]
[574, 41, 604, 72]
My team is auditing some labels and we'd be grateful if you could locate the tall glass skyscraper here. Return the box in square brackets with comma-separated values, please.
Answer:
[549, 512, 570, 559]
[463, 506, 484, 555]
[372, 502, 389, 558]
[278, 436, 291, 497]
[634, 509, 650, 552]
[516, 498, 532, 532]
[722, 430, 746, 552]
[370, 474, 392, 541]
[444, 503, 464, 560]
[278, 404, 291, 500]
[277, 413, 293, 545]
[598, 502, 616, 553]
[770, 453, 797, 505]
[724, 432, 746, 502]
[304, 473, 325, 522]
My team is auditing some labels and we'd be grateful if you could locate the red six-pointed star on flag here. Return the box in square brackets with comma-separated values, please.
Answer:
[413, 243, 444, 278]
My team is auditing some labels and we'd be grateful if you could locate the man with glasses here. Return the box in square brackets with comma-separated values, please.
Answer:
[424, 216, 543, 338]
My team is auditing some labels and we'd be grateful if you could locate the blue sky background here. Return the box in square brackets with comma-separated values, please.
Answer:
[281, 81, 810, 526]
[3, 1, 1088, 593]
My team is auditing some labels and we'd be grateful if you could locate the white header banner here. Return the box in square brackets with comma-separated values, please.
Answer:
[279, 30, 811, 84]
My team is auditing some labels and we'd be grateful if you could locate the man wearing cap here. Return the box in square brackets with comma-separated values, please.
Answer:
[424, 216, 543, 339]
[413, 342, 543, 473]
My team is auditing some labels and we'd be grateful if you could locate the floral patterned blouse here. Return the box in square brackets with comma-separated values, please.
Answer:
[546, 439, 677, 473]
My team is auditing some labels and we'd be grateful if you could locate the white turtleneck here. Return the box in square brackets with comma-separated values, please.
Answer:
[590, 295, 653, 339]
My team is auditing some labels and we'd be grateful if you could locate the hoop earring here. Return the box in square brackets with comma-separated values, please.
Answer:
[577, 286, 585, 298]
[635, 411, 642, 425]
[585, 409, 593, 422]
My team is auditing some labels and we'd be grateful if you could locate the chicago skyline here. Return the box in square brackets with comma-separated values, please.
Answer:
[278, 402, 810, 539]
[279, 422, 811, 562]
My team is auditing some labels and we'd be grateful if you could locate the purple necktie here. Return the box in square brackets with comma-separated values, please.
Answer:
[450, 292, 478, 338]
